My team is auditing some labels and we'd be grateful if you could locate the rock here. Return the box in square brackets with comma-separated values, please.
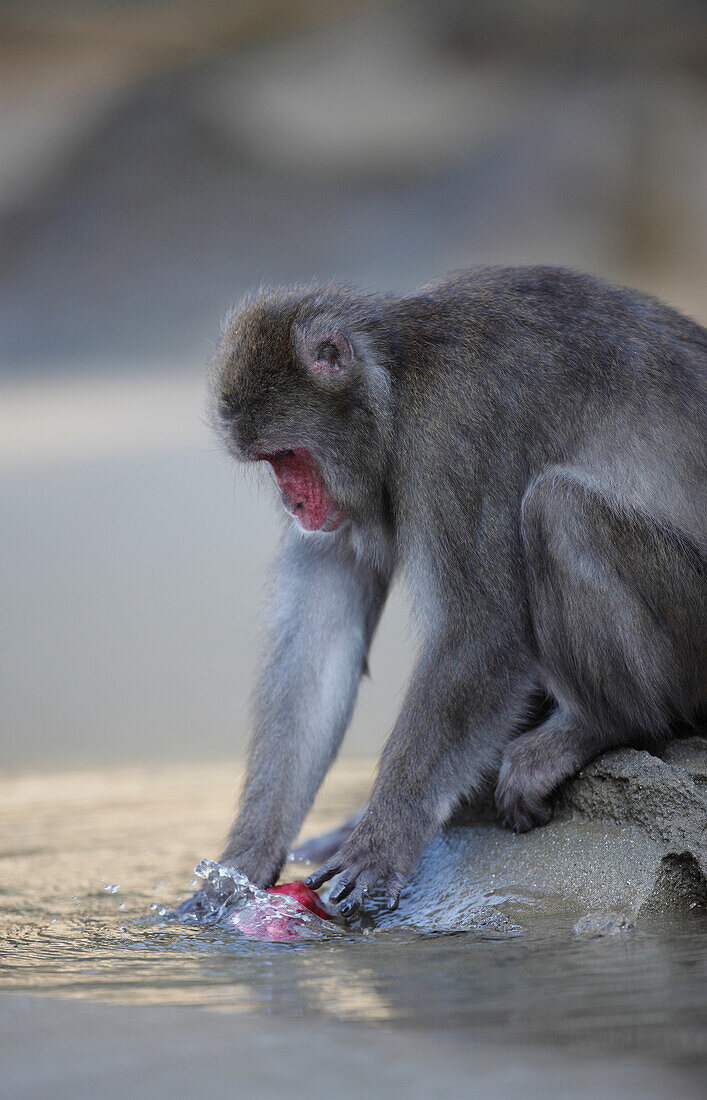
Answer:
[342, 736, 707, 933]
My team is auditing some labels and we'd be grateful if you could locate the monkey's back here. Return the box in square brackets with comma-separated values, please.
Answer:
[390, 266, 706, 566]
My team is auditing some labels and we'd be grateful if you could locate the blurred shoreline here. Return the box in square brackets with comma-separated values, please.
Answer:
[0, 369, 205, 473]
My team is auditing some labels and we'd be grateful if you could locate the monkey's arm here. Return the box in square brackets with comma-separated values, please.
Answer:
[307, 627, 531, 911]
[219, 528, 388, 888]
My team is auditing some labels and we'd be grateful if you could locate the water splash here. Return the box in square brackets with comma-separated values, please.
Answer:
[170, 859, 340, 942]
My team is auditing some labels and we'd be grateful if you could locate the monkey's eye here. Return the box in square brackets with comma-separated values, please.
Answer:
[306, 332, 353, 375]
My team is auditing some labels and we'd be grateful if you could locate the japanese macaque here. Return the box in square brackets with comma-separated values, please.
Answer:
[200, 267, 706, 915]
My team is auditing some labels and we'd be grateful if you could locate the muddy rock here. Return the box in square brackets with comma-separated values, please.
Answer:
[351, 737, 707, 933]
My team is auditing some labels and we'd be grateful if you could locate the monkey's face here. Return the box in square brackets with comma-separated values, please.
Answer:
[210, 292, 389, 534]
[255, 447, 345, 533]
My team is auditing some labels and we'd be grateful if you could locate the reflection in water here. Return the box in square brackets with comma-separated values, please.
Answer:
[0, 759, 705, 1070]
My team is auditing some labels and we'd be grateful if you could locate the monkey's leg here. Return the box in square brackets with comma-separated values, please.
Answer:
[495, 708, 616, 831]
[496, 468, 706, 832]
[307, 639, 536, 912]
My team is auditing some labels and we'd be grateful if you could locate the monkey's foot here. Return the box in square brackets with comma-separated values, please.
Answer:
[494, 749, 554, 833]
[289, 807, 365, 865]
[305, 818, 412, 916]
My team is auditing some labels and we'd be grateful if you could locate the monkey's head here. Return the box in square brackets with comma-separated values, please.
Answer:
[210, 286, 393, 534]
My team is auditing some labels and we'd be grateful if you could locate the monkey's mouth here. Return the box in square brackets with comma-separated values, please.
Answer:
[258, 448, 344, 533]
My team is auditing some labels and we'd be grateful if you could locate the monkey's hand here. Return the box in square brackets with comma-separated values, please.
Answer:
[172, 879, 226, 922]
[172, 846, 285, 922]
[217, 844, 286, 891]
[305, 809, 420, 915]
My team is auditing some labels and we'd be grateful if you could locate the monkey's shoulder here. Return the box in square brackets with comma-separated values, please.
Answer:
[392, 265, 705, 415]
[406, 265, 705, 352]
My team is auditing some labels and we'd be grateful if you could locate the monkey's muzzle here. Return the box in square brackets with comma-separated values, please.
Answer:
[259, 447, 344, 533]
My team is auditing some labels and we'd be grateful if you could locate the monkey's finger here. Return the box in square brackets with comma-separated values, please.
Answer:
[339, 881, 372, 917]
[305, 861, 341, 890]
[339, 891, 363, 917]
[329, 877, 356, 904]
[338, 870, 380, 916]
[385, 872, 407, 910]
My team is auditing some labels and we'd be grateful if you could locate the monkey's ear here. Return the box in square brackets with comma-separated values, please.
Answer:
[306, 333, 354, 375]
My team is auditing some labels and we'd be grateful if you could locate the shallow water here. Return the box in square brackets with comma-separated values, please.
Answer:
[1, 759, 705, 1073]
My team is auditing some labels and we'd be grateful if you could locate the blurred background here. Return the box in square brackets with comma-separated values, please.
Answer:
[1, 0, 706, 771]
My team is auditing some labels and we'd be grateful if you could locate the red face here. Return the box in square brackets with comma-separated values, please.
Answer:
[258, 447, 344, 533]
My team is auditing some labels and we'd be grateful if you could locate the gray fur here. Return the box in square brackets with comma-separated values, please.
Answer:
[221, 528, 388, 886]
[205, 266, 706, 911]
